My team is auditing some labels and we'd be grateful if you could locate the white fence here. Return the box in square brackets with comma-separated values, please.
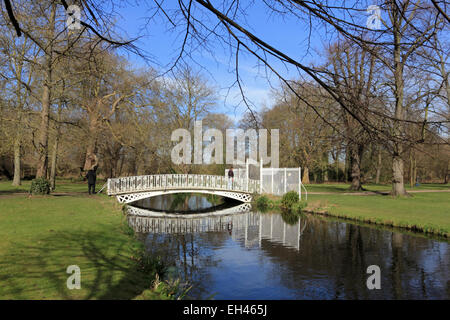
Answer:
[261, 167, 302, 196]
[107, 174, 260, 195]
[225, 160, 307, 200]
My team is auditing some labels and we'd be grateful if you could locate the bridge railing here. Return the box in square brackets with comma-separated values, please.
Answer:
[107, 174, 260, 195]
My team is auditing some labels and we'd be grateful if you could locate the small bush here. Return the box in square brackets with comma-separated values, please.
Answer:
[30, 177, 51, 195]
[148, 274, 192, 300]
[292, 201, 308, 213]
[255, 195, 270, 211]
[281, 191, 299, 210]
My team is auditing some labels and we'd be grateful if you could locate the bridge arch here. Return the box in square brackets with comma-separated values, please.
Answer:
[115, 189, 253, 204]
[107, 174, 259, 204]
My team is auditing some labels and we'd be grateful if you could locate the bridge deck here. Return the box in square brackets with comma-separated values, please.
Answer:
[107, 174, 260, 196]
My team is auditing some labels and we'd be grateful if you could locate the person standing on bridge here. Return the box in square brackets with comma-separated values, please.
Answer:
[86, 167, 97, 195]
[228, 166, 234, 189]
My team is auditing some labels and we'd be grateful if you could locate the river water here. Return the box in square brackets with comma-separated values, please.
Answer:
[127, 194, 450, 300]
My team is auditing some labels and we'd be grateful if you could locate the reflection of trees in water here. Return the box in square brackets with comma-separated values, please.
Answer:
[144, 230, 229, 299]
[280, 210, 299, 225]
[205, 194, 223, 206]
[135, 212, 449, 299]
[391, 232, 403, 299]
[168, 193, 189, 211]
[133, 193, 225, 212]
[258, 215, 449, 299]
[335, 224, 367, 299]
[389, 233, 449, 299]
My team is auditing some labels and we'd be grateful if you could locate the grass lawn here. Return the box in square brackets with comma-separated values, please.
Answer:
[0, 179, 106, 194]
[305, 192, 450, 237]
[0, 182, 173, 300]
[304, 182, 450, 193]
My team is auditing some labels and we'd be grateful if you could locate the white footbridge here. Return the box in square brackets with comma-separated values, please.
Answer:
[107, 174, 260, 204]
[107, 167, 307, 204]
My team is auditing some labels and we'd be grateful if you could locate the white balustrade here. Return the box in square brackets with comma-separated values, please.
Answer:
[107, 174, 260, 195]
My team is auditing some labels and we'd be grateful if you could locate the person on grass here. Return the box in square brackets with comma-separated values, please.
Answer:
[86, 168, 97, 195]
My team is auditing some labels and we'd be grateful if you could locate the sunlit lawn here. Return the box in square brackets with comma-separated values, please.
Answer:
[304, 182, 450, 193]
[0, 179, 107, 194]
[306, 192, 450, 237]
[0, 184, 168, 300]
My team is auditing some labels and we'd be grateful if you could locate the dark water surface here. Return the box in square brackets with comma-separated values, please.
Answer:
[127, 195, 450, 300]
[132, 193, 225, 213]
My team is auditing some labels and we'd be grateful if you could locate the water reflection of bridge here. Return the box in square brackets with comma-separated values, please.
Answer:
[127, 206, 307, 250]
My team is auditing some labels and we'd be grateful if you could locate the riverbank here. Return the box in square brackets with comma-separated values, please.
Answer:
[0, 180, 177, 299]
[305, 192, 449, 238]
[260, 186, 449, 238]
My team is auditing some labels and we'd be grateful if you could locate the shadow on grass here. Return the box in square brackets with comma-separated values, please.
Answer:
[0, 228, 163, 300]
[0, 190, 28, 195]
[410, 183, 450, 190]
[306, 185, 384, 193]
[0, 191, 91, 197]
[305, 185, 349, 193]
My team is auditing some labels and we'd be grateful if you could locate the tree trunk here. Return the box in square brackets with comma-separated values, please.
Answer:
[392, 153, 407, 196]
[391, 4, 407, 196]
[349, 143, 364, 191]
[409, 150, 415, 188]
[302, 167, 310, 184]
[375, 147, 382, 184]
[50, 135, 59, 190]
[12, 138, 21, 186]
[36, 72, 51, 178]
[36, 3, 56, 178]
[335, 150, 340, 182]
[344, 147, 350, 182]
[323, 152, 329, 182]
[83, 113, 99, 171]
[444, 160, 449, 184]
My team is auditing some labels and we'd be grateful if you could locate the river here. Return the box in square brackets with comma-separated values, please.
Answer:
[127, 194, 450, 299]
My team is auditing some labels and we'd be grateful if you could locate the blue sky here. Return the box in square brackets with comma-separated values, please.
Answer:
[109, 1, 373, 123]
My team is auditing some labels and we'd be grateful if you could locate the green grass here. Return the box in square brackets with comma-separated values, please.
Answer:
[304, 182, 450, 193]
[0, 179, 107, 194]
[0, 186, 172, 299]
[306, 192, 450, 237]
